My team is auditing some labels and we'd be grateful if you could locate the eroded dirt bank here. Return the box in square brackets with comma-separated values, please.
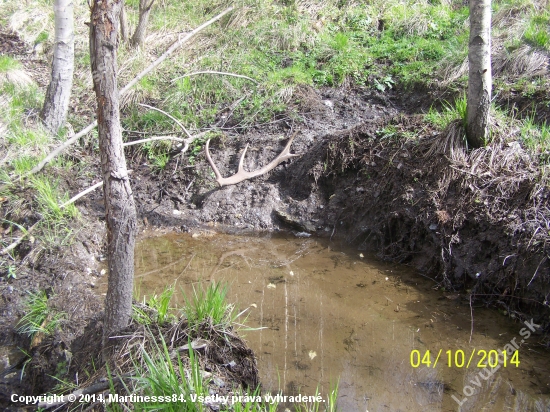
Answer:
[2, 84, 550, 407]
[120, 85, 550, 328]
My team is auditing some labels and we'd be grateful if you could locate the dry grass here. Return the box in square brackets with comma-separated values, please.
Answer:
[493, 44, 549, 79]
[0, 68, 35, 88]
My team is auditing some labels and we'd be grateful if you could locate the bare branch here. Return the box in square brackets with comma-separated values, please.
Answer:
[172, 70, 258, 84]
[56, 130, 209, 208]
[60, 181, 103, 209]
[139, 103, 192, 139]
[205, 132, 299, 187]
[29, 6, 234, 175]
[0, 221, 39, 255]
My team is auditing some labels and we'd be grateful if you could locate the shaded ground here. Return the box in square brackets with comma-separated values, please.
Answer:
[1, 24, 550, 410]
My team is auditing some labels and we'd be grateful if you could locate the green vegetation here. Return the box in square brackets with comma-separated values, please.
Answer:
[425, 94, 468, 130]
[0, 0, 547, 170]
[124, 284, 339, 411]
[524, 14, 550, 50]
[16, 290, 65, 339]
[133, 285, 176, 325]
[0, 55, 21, 72]
[520, 113, 550, 156]
[183, 282, 236, 330]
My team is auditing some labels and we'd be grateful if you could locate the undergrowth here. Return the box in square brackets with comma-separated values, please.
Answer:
[16, 290, 65, 339]
[103, 284, 339, 411]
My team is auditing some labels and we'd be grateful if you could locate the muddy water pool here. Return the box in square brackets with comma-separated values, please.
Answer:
[104, 231, 550, 411]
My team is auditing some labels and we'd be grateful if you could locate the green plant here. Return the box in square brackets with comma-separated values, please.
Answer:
[6, 264, 17, 279]
[0, 55, 21, 73]
[182, 282, 236, 330]
[17, 290, 65, 338]
[373, 75, 394, 92]
[425, 94, 467, 129]
[34, 31, 49, 45]
[520, 113, 550, 154]
[524, 15, 550, 50]
[30, 176, 79, 220]
[133, 285, 176, 325]
[129, 333, 207, 411]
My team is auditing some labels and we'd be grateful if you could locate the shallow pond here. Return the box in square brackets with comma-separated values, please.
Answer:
[103, 231, 550, 411]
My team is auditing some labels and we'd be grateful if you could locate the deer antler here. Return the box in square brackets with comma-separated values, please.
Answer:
[205, 132, 300, 187]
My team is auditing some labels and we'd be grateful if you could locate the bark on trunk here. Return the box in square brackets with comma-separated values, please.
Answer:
[40, 0, 74, 135]
[466, 0, 492, 148]
[89, 0, 137, 356]
[130, 0, 155, 47]
[120, 0, 130, 43]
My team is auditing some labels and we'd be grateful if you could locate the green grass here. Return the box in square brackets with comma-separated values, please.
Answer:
[520, 114, 550, 155]
[182, 282, 236, 330]
[129, 334, 204, 411]
[133, 285, 176, 325]
[16, 290, 65, 339]
[127, 330, 336, 412]
[30, 176, 79, 220]
[0, 55, 21, 72]
[424, 94, 467, 130]
[524, 14, 550, 50]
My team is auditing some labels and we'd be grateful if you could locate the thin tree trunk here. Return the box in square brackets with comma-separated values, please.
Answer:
[120, 0, 130, 43]
[89, 0, 137, 357]
[130, 0, 155, 47]
[40, 0, 74, 135]
[466, 0, 492, 148]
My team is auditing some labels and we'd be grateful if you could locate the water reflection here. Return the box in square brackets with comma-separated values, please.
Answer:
[108, 231, 550, 411]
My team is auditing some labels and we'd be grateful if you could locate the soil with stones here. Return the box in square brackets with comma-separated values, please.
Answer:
[1, 25, 550, 411]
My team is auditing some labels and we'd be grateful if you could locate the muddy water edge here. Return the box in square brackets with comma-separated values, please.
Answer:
[98, 231, 550, 411]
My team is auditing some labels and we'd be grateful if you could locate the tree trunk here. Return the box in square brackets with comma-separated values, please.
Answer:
[130, 0, 155, 48]
[466, 0, 492, 148]
[40, 0, 74, 135]
[89, 0, 137, 357]
[120, 0, 130, 43]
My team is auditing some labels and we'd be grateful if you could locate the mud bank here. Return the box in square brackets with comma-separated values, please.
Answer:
[117, 86, 550, 332]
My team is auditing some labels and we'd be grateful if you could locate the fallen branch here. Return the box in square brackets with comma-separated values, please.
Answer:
[0, 221, 39, 255]
[29, 6, 234, 175]
[37, 375, 130, 409]
[57, 129, 208, 209]
[139, 103, 192, 139]
[171, 70, 258, 84]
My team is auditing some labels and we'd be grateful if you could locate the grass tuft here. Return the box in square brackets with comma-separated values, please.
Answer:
[133, 285, 176, 325]
[16, 290, 65, 338]
[182, 282, 236, 330]
[424, 94, 467, 130]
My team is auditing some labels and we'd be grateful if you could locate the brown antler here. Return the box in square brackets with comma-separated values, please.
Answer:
[205, 132, 299, 187]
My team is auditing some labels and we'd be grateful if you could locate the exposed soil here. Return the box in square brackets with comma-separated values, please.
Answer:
[1, 25, 550, 410]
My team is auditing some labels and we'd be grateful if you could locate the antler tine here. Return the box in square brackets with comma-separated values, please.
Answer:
[237, 144, 249, 174]
[204, 132, 300, 187]
[205, 139, 224, 184]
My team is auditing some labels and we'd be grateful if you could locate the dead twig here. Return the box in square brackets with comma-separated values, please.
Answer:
[37, 375, 131, 409]
[171, 70, 258, 84]
[0, 220, 39, 255]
